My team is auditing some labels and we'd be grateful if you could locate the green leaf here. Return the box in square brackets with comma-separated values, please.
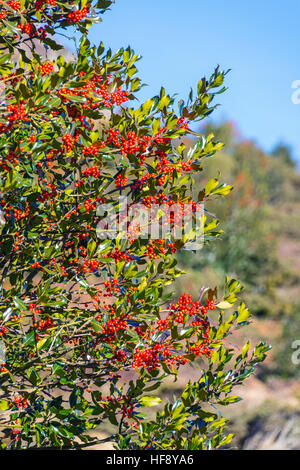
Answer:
[205, 178, 219, 195]
[22, 331, 35, 347]
[91, 319, 102, 333]
[44, 37, 64, 51]
[13, 297, 26, 311]
[242, 341, 251, 359]
[211, 184, 233, 196]
[236, 303, 250, 324]
[37, 337, 50, 351]
[216, 301, 233, 310]
[219, 396, 242, 405]
[87, 239, 96, 257]
[139, 396, 162, 407]
[0, 400, 10, 410]
[27, 368, 41, 386]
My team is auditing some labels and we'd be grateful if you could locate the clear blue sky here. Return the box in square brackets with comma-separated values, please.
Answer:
[79, 0, 300, 160]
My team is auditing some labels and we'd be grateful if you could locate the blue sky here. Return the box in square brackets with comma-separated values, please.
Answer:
[77, 0, 300, 161]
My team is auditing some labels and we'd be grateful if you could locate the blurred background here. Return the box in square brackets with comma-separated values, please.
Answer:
[63, 0, 300, 449]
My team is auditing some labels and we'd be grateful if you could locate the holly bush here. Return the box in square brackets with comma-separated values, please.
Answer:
[0, 0, 270, 450]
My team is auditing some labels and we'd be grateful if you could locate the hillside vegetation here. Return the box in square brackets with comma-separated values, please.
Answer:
[176, 121, 300, 381]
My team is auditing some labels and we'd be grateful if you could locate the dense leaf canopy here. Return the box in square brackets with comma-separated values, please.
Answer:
[0, 0, 269, 449]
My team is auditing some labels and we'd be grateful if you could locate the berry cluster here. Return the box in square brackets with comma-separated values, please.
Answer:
[115, 173, 128, 188]
[81, 259, 100, 273]
[17, 23, 34, 35]
[133, 343, 188, 372]
[82, 144, 102, 156]
[168, 294, 215, 323]
[6, 104, 27, 128]
[7, 1, 21, 10]
[39, 61, 54, 76]
[81, 165, 101, 178]
[102, 317, 127, 343]
[67, 7, 89, 24]
[62, 134, 75, 153]
[0, 326, 8, 337]
[9, 395, 28, 410]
